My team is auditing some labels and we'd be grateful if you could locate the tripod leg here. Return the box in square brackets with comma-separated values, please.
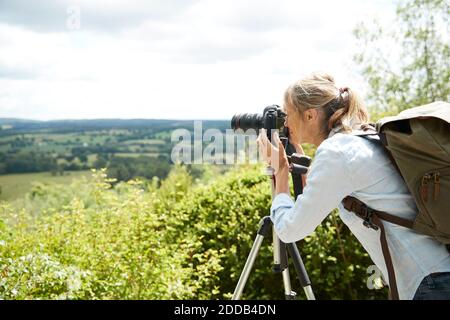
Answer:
[281, 268, 297, 300]
[273, 230, 297, 300]
[286, 243, 316, 300]
[232, 217, 271, 300]
[231, 234, 264, 300]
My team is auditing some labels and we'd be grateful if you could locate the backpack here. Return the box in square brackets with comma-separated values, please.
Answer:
[341, 101, 450, 299]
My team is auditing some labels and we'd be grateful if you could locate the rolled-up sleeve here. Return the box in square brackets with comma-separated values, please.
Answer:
[270, 141, 355, 243]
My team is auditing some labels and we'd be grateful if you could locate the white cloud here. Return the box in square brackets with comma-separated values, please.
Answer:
[0, 0, 396, 120]
[0, 0, 195, 32]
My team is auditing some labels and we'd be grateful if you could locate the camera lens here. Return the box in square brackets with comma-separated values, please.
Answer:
[231, 113, 264, 131]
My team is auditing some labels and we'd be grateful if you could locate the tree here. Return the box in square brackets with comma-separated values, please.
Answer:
[58, 164, 65, 176]
[353, 0, 449, 116]
[78, 154, 88, 163]
[93, 155, 108, 169]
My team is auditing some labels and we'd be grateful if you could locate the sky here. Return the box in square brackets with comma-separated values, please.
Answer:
[0, 0, 396, 121]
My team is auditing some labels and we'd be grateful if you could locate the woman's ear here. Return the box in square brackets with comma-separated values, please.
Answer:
[305, 109, 315, 121]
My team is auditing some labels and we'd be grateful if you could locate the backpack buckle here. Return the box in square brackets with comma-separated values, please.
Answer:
[361, 208, 379, 230]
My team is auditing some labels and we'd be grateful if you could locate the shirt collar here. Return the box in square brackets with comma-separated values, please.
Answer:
[328, 125, 345, 139]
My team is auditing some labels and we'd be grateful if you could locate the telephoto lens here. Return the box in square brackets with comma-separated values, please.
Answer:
[230, 105, 286, 133]
[230, 113, 264, 131]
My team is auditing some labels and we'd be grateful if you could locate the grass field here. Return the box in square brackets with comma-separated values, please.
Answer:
[0, 171, 92, 201]
[0, 125, 176, 201]
[123, 139, 165, 145]
[87, 153, 98, 165]
[114, 153, 160, 158]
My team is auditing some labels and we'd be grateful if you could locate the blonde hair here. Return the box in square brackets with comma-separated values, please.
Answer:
[284, 72, 370, 139]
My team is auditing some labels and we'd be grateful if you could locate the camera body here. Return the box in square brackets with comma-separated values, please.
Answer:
[231, 105, 288, 141]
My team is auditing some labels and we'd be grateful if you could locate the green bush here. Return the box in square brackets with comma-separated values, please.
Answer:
[0, 166, 387, 299]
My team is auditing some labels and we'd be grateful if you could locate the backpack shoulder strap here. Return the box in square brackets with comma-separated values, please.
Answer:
[342, 196, 414, 300]
[342, 196, 414, 229]
[342, 196, 398, 299]
[349, 123, 387, 144]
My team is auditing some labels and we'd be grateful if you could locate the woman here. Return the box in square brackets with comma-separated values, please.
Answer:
[257, 72, 450, 300]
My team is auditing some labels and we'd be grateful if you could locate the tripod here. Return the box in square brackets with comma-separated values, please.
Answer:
[232, 142, 316, 300]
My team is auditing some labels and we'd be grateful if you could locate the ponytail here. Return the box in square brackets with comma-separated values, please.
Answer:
[325, 87, 369, 132]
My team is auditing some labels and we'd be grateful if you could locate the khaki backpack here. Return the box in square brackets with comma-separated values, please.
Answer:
[342, 101, 450, 299]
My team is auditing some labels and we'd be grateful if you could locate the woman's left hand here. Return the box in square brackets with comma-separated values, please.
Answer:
[256, 129, 290, 195]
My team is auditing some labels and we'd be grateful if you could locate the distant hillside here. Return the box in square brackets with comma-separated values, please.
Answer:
[0, 118, 230, 136]
[0, 118, 42, 123]
[0, 117, 234, 184]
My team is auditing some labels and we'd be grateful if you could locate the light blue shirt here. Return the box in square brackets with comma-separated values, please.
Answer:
[270, 130, 450, 300]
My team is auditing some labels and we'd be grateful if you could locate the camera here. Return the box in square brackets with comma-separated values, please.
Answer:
[231, 105, 288, 140]
[230, 105, 311, 175]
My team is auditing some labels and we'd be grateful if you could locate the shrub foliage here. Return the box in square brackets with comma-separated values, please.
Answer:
[0, 166, 386, 299]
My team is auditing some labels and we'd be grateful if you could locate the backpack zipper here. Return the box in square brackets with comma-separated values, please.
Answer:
[421, 174, 431, 202]
[434, 172, 440, 201]
[421, 172, 441, 203]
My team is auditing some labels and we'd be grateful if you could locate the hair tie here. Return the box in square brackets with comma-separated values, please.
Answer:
[339, 87, 349, 94]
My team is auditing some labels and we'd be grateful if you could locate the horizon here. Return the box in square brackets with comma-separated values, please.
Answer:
[0, 116, 231, 122]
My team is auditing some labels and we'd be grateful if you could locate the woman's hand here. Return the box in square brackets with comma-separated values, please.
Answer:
[256, 129, 290, 195]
